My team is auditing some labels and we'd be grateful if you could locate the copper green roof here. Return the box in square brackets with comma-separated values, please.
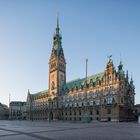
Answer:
[81, 72, 104, 84]
[64, 72, 104, 91]
[31, 90, 49, 99]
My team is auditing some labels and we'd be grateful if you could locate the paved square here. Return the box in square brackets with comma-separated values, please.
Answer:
[0, 121, 139, 140]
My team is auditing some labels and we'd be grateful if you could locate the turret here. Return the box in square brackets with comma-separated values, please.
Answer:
[130, 76, 134, 86]
[118, 60, 125, 77]
[126, 70, 129, 81]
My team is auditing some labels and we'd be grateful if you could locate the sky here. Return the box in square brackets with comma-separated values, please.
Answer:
[0, 0, 140, 106]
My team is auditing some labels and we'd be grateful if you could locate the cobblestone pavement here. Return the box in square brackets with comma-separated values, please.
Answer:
[0, 120, 140, 140]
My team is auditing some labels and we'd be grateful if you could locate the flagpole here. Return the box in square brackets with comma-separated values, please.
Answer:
[86, 58, 88, 109]
[82, 58, 90, 123]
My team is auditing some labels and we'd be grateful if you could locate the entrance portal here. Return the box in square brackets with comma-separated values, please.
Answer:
[108, 117, 111, 121]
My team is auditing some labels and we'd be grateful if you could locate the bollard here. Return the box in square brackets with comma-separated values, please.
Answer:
[138, 115, 140, 123]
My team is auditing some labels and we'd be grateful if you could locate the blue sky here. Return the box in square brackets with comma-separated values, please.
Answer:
[0, 0, 140, 105]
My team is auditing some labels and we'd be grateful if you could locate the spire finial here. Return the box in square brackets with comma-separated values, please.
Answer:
[119, 53, 123, 65]
[131, 73, 133, 81]
[120, 53, 122, 61]
[130, 73, 134, 85]
[118, 53, 123, 69]
[107, 55, 112, 62]
[108, 55, 112, 59]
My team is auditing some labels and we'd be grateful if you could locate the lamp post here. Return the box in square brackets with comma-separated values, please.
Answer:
[20, 103, 21, 120]
[9, 93, 11, 120]
[61, 95, 64, 121]
[48, 99, 51, 123]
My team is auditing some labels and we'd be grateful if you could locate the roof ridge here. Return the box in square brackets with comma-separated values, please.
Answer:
[66, 72, 104, 84]
[31, 89, 49, 96]
[87, 72, 104, 78]
[66, 78, 83, 84]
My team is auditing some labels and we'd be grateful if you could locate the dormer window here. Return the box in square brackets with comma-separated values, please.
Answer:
[90, 79, 93, 87]
[84, 80, 87, 88]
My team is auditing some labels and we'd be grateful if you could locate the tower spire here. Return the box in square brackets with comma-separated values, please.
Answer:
[56, 13, 59, 35]
[57, 12, 59, 29]
[52, 13, 62, 53]
[130, 73, 133, 83]
[130, 74, 134, 89]
[126, 70, 129, 80]
[118, 58, 124, 76]
[118, 58, 123, 71]
[28, 89, 30, 94]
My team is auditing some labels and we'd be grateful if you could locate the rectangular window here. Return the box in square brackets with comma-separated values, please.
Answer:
[74, 102, 77, 107]
[107, 109, 111, 114]
[107, 97, 113, 104]
[95, 99, 100, 105]
[96, 110, 99, 115]
[90, 100, 93, 106]
[78, 102, 82, 107]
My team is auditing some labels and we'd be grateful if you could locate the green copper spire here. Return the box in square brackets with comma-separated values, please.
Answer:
[119, 60, 123, 70]
[52, 14, 62, 56]
[56, 13, 59, 35]
[120, 60, 122, 65]
[126, 70, 129, 80]
[118, 53, 123, 70]
[57, 13, 59, 28]
[28, 89, 30, 95]
[130, 74, 133, 85]
[118, 60, 124, 76]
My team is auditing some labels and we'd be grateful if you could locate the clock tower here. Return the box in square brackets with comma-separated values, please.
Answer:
[49, 16, 66, 97]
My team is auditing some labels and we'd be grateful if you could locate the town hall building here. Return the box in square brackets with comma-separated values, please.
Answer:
[26, 17, 135, 122]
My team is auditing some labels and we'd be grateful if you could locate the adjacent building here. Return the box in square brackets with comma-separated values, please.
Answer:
[26, 17, 135, 122]
[9, 101, 26, 120]
[134, 104, 140, 121]
[0, 103, 9, 120]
